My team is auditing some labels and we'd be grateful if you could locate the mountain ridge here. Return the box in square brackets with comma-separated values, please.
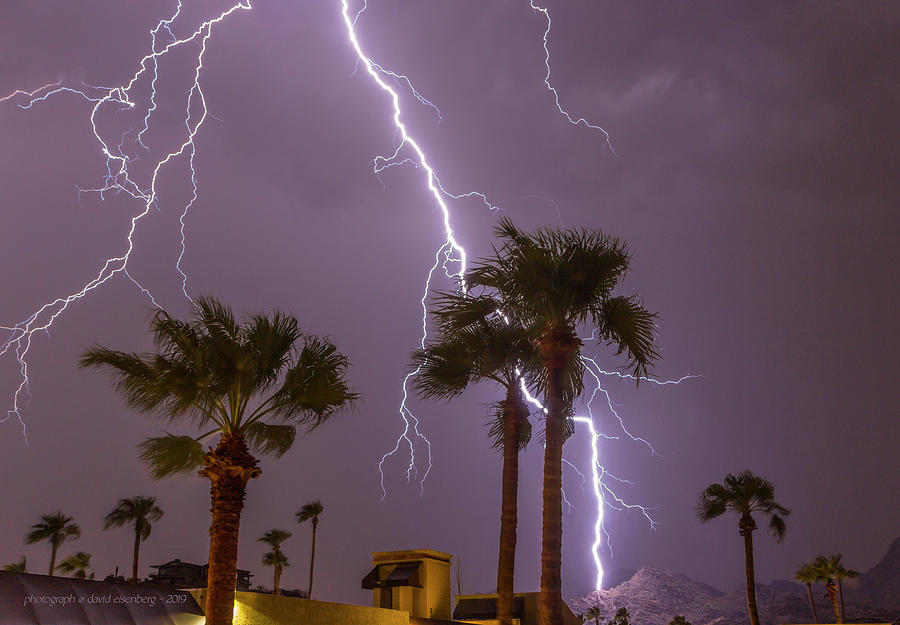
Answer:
[567, 536, 899, 625]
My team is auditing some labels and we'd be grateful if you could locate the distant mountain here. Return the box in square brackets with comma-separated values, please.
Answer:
[845, 536, 900, 611]
[568, 536, 899, 625]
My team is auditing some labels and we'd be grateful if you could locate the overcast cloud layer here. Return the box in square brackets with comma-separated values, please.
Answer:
[1, 0, 898, 602]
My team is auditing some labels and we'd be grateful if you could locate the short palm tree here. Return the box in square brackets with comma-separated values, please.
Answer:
[582, 605, 603, 625]
[25, 511, 81, 575]
[2, 557, 27, 573]
[57, 552, 93, 579]
[813, 553, 859, 623]
[80, 297, 358, 625]
[795, 561, 820, 623]
[467, 218, 659, 625]
[668, 616, 691, 625]
[411, 292, 536, 625]
[296, 500, 323, 599]
[259, 529, 292, 595]
[696, 471, 789, 625]
[103, 496, 164, 582]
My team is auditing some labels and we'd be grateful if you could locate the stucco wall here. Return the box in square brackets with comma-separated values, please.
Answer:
[189, 590, 410, 625]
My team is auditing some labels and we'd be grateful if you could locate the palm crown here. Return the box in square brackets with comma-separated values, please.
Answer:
[80, 296, 359, 478]
[104, 496, 164, 540]
[259, 529, 293, 550]
[813, 553, 859, 582]
[467, 217, 658, 383]
[57, 552, 92, 578]
[26, 511, 81, 575]
[297, 500, 323, 525]
[411, 292, 537, 448]
[26, 512, 81, 548]
[697, 470, 789, 541]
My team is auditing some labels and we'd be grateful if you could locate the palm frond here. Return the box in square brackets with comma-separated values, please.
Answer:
[259, 528, 293, 548]
[274, 337, 359, 429]
[138, 434, 205, 479]
[243, 421, 296, 458]
[595, 296, 659, 380]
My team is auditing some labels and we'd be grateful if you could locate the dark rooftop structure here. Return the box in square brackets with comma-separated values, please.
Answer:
[149, 558, 253, 591]
[0, 570, 204, 625]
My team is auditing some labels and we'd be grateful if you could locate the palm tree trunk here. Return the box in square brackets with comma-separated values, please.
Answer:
[132, 526, 142, 583]
[49, 542, 58, 576]
[274, 562, 281, 595]
[538, 329, 574, 625]
[200, 435, 260, 625]
[497, 394, 523, 625]
[805, 582, 819, 623]
[740, 515, 760, 625]
[838, 579, 845, 623]
[826, 581, 841, 623]
[308, 518, 317, 599]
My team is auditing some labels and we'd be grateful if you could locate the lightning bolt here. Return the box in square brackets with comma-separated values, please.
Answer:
[1, 1, 252, 436]
[528, 1, 618, 157]
[341, 0, 489, 499]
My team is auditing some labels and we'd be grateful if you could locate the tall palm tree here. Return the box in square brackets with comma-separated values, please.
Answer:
[57, 552, 93, 579]
[25, 511, 81, 575]
[795, 561, 820, 623]
[103, 496, 164, 582]
[259, 529, 292, 595]
[813, 553, 859, 623]
[467, 218, 659, 625]
[80, 297, 358, 625]
[2, 557, 27, 573]
[696, 471, 789, 625]
[296, 500, 323, 599]
[411, 292, 536, 625]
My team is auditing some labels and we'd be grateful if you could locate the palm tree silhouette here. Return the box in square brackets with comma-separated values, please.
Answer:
[813, 553, 859, 623]
[25, 511, 81, 575]
[2, 557, 27, 573]
[795, 561, 820, 623]
[103, 496, 164, 582]
[297, 500, 323, 599]
[259, 529, 292, 595]
[57, 552, 93, 579]
[697, 470, 789, 625]
[411, 292, 537, 625]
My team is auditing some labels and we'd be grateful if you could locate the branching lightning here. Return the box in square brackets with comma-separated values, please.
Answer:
[4, 0, 698, 596]
[1, 0, 252, 437]
[528, 1, 618, 158]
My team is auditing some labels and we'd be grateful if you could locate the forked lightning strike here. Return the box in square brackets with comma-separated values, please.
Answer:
[1, 1, 252, 438]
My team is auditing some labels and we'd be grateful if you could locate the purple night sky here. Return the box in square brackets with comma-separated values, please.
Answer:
[1, 0, 898, 604]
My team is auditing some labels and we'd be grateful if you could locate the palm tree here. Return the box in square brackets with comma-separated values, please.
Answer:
[467, 218, 659, 625]
[259, 529, 292, 595]
[696, 471, 789, 625]
[609, 607, 631, 625]
[57, 552, 93, 579]
[296, 500, 323, 599]
[795, 561, 820, 623]
[582, 605, 603, 625]
[411, 292, 536, 625]
[813, 553, 859, 623]
[2, 557, 26, 573]
[80, 297, 358, 625]
[668, 616, 692, 625]
[25, 511, 81, 575]
[103, 496, 164, 582]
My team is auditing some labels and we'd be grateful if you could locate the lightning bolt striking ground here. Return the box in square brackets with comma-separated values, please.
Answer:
[1, 1, 252, 437]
